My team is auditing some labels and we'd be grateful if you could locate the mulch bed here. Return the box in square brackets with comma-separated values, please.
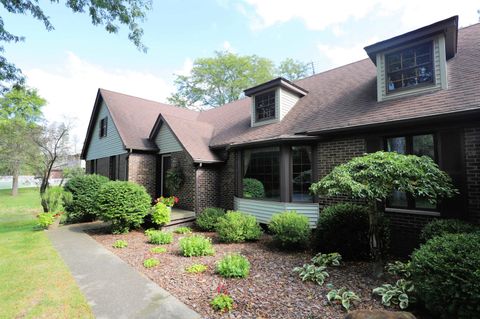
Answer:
[88, 228, 386, 319]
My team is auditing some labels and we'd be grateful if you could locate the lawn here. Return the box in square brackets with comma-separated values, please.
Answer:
[0, 188, 93, 319]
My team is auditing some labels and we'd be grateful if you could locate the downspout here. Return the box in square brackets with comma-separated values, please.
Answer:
[195, 162, 203, 215]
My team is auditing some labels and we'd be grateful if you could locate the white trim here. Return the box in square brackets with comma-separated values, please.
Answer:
[160, 154, 171, 196]
[438, 34, 448, 89]
[386, 207, 440, 217]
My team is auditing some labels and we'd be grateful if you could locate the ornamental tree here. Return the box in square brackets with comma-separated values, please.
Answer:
[310, 151, 457, 274]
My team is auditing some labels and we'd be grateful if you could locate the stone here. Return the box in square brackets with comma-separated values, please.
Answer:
[344, 310, 416, 319]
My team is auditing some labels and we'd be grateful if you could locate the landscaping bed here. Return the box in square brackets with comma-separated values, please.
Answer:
[88, 228, 385, 318]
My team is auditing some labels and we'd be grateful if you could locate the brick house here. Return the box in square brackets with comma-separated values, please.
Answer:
[81, 16, 480, 253]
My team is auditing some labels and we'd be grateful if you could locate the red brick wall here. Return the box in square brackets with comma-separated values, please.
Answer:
[128, 153, 156, 199]
[465, 127, 480, 222]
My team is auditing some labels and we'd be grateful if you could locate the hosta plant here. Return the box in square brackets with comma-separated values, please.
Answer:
[293, 264, 329, 286]
[185, 263, 208, 274]
[150, 246, 167, 254]
[174, 226, 192, 234]
[143, 258, 160, 268]
[112, 239, 128, 248]
[385, 261, 411, 279]
[211, 284, 233, 312]
[326, 285, 361, 311]
[373, 279, 416, 310]
[311, 252, 342, 267]
[145, 229, 173, 245]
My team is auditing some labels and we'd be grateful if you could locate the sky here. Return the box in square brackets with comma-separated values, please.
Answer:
[2, 0, 479, 152]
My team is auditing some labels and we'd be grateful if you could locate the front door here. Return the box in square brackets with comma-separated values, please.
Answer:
[161, 155, 172, 197]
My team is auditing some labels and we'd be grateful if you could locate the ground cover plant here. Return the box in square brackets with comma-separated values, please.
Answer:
[179, 234, 215, 257]
[312, 252, 342, 267]
[216, 210, 262, 243]
[216, 254, 250, 278]
[326, 285, 361, 311]
[373, 279, 415, 310]
[268, 210, 310, 248]
[143, 258, 160, 268]
[293, 264, 329, 286]
[113, 239, 128, 248]
[211, 285, 233, 312]
[174, 226, 192, 234]
[185, 263, 208, 273]
[196, 207, 225, 231]
[145, 229, 173, 244]
[150, 246, 167, 254]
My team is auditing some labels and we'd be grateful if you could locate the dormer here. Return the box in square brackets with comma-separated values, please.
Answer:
[244, 77, 308, 127]
[364, 16, 458, 102]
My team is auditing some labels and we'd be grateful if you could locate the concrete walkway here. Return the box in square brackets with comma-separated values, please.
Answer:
[47, 223, 201, 319]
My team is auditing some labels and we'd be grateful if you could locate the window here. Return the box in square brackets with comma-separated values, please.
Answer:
[386, 133, 436, 210]
[255, 91, 276, 122]
[292, 146, 312, 202]
[99, 117, 108, 138]
[243, 147, 280, 200]
[386, 42, 434, 93]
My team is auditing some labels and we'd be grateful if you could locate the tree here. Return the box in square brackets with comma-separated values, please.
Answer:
[277, 58, 310, 81]
[310, 151, 457, 275]
[0, 0, 151, 91]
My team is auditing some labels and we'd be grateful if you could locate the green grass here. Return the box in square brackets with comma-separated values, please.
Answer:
[0, 188, 93, 318]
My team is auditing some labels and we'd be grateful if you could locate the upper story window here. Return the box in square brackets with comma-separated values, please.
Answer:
[386, 42, 434, 93]
[255, 91, 276, 122]
[99, 117, 108, 138]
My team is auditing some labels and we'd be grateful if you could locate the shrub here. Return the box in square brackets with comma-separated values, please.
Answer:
[410, 233, 480, 319]
[315, 203, 389, 260]
[268, 211, 310, 248]
[64, 174, 109, 222]
[150, 247, 167, 254]
[326, 284, 361, 311]
[179, 234, 215, 257]
[293, 264, 329, 286]
[143, 258, 160, 268]
[151, 202, 170, 226]
[243, 178, 265, 199]
[385, 261, 411, 279]
[311, 252, 342, 267]
[112, 239, 128, 248]
[96, 181, 151, 234]
[216, 211, 262, 243]
[145, 229, 173, 245]
[216, 254, 250, 278]
[37, 212, 55, 228]
[373, 279, 416, 310]
[196, 207, 225, 231]
[185, 263, 208, 273]
[41, 186, 68, 213]
[420, 218, 477, 242]
[211, 294, 233, 312]
[174, 226, 192, 234]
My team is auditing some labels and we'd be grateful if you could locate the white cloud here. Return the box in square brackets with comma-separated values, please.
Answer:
[222, 40, 235, 52]
[174, 57, 193, 76]
[24, 52, 173, 153]
[317, 40, 375, 69]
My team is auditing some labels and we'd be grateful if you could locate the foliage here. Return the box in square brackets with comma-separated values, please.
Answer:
[112, 239, 128, 248]
[216, 211, 263, 243]
[243, 178, 265, 199]
[385, 261, 411, 279]
[211, 293, 233, 312]
[277, 58, 310, 81]
[37, 212, 55, 228]
[185, 263, 208, 274]
[174, 226, 192, 234]
[179, 234, 215, 257]
[311, 252, 342, 267]
[62, 167, 85, 179]
[196, 207, 225, 231]
[293, 264, 329, 286]
[150, 246, 167, 254]
[410, 233, 480, 319]
[96, 181, 151, 234]
[143, 258, 160, 268]
[145, 229, 173, 245]
[216, 254, 251, 278]
[373, 279, 416, 310]
[63, 174, 109, 223]
[164, 167, 184, 194]
[155, 195, 179, 207]
[268, 211, 310, 248]
[315, 203, 389, 260]
[420, 218, 477, 242]
[326, 284, 361, 311]
[150, 202, 170, 226]
[0, 87, 44, 121]
[40, 186, 67, 213]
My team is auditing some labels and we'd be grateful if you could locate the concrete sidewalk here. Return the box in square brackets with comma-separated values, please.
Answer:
[47, 223, 201, 319]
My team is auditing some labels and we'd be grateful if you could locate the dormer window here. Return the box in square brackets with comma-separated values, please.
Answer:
[386, 42, 434, 93]
[255, 91, 276, 122]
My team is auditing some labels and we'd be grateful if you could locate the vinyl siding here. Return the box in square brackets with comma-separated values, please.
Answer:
[279, 88, 299, 120]
[251, 87, 299, 126]
[155, 123, 183, 154]
[86, 101, 126, 160]
[234, 197, 319, 228]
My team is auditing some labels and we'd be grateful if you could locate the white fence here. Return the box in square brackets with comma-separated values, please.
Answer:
[0, 176, 64, 190]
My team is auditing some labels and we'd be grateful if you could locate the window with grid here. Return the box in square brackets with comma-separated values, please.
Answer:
[243, 147, 280, 200]
[99, 117, 108, 138]
[292, 146, 313, 202]
[386, 42, 434, 93]
[255, 91, 276, 122]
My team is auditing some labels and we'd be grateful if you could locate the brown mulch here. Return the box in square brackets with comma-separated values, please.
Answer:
[88, 228, 386, 319]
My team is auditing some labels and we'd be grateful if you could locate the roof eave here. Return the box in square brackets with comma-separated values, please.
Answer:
[244, 77, 308, 97]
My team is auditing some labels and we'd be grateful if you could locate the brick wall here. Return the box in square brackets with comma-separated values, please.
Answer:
[196, 166, 220, 213]
[219, 152, 235, 210]
[465, 127, 480, 222]
[128, 153, 156, 199]
[171, 151, 196, 212]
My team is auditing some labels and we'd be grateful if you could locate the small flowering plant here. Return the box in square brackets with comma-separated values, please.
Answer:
[211, 283, 233, 312]
[155, 196, 179, 207]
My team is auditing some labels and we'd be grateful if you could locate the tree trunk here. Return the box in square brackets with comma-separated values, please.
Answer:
[369, 199, 384, 277]
[40, 159, 56, 212]
[11, 165, 19, 196]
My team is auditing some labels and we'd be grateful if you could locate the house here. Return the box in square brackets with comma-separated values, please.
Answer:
[81, 16, 480, 253]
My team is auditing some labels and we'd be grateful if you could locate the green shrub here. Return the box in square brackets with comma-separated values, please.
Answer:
[216, 211, 262, 243]
[150, 246, 167, 254]
[243, 178, 265, 199]
[174, 226, 192, 234]
[143, 258, 160, 268]
[385, 261, 411, 279]
[293, 264, 329, 286]
[373, 279, 416, 310]
[216, 254, 250, 278]
[196, 207, 225, 231]
[420, 218, 477, 242]
[179, 234, 215, 257]
[96, 181, 151, 234]
[37, 212, 55, 228]
[145, 229, 173, 245]
[315, 203, 389, 260]
[41, 186, 69, 213]
[411, 233, 480, 319]
[268, 211, 310, 248]
[112, 239, 128, 248]
[326, 284, 361, 311]
[211, 293, 233, 312]
[311, 252, 342, 267]
[151, 202, 170, 226]
[64, 174, 109, 222]
[185, 263, 208, 273]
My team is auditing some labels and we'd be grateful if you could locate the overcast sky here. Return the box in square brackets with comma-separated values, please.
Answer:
[3, 0, 479, 151]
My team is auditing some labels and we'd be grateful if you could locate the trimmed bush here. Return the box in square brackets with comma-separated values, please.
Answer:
[64, 174, 109, 223]
[179, 234, 215, 257]
[196, 207, 225, 231]
[243, 178, 265, 199]
[420, 218, 477, 242]
[145, 229, 173, 244]
[411, 233, 480, 319]
[151, 202, 171, 226]
[216, 254, 250, 278]
[96, 181, 151, 234]
[268, 211, 310, 248]
[216, 211, 262, 243]
[314, 203, 389, 260]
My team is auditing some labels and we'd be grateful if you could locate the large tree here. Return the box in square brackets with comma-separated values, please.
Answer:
[0, 0, 151, 91]
[276, 58, 310, 81]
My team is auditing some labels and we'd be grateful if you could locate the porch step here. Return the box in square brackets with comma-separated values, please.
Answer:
[163, 217, 196, 231]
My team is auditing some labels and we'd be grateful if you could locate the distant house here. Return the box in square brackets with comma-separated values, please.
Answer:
[81, 16, 479, 253]
[50, 154, 82, 179]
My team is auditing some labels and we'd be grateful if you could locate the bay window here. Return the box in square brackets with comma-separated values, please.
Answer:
[243, 147, 280, 200]
[292, 146, 313, 202]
